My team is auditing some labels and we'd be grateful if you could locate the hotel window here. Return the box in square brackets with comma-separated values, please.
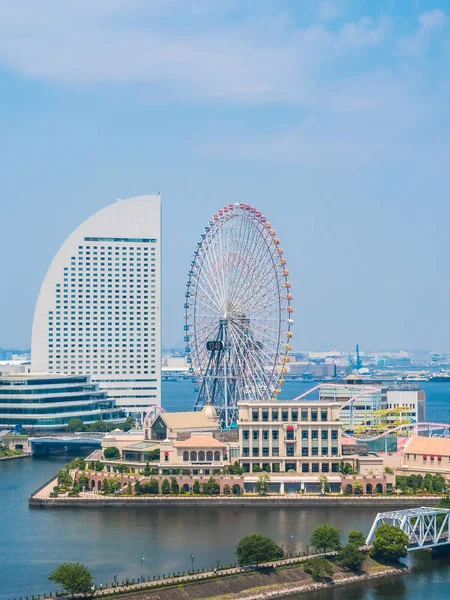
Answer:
[262, 410, 269, 422]
[322, 463, 329, 473]
[331, 430, 338, 440]
[312, 447, 319, 456]
[262, 430, 269, 440]
[311, 410, 318, 422]
[312, 463, 319, 473]
[286, 427, 295, 441]
[321, 430, 328, 440]
[302, 447, 308, 456]
[272, 448, 279, 457]
[301, 409, 308, 421]
[262, 448, 269, 457]
[311, 430, 318, 440]
[242, 448, 249, 457]
[321, 410, 328, 421]
[302, 463, 309, 473]
[243, 430, 249, 440]
[286, 445, 295, 457]
[292, 410, 298, 422]
[272, 430, 279, 441]
[282, 410, 289, 422]
[252, 410, 259, 422]
[252, 447, 259, 457]
[253, 430, 259, 440]
[302, 430, 308, 440]
[272, 409, 279, 421]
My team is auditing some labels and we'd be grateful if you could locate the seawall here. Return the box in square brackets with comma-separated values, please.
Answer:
[29, 493, 443, 508]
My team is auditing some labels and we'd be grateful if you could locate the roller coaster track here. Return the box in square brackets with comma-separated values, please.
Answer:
[343, 421, 450, 442]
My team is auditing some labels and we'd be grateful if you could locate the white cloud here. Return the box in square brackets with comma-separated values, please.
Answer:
[0, 1, 388, 103]
[418, 9, 446, 29]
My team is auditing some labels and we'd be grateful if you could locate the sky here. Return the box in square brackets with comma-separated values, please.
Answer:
[1, 0, 450, 353]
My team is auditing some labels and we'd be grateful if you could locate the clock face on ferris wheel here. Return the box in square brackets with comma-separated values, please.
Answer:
[184, 203, 293, 427]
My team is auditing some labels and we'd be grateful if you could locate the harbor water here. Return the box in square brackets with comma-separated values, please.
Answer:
[1, 380, 450, 600]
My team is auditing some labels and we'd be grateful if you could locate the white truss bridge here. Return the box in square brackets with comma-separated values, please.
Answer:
[366, 507, 450, 550]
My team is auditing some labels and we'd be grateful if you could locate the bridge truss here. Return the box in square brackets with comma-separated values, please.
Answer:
[366, 506, 450, 550]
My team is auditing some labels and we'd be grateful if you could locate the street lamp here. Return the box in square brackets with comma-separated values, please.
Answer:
[140, 556, 145, 582]
[289, 535, 294, 557]
[216, 558, 220, 569]
[113, 574, 118, 586]
[191, 553, 195, 572]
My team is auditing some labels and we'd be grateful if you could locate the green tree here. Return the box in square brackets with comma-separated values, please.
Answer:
[104, 446, 120, 459]
[223, 484, 231, 495]
[232, 483, 240, 495]
[66, 418, 85, 433]
[384, 466, 394, 474]
[78, 473, 89, 490]
[193, 480, 201, 494]
[338, 544, 364, 571]
[49, 562, 94, 596]
[370, 524, 408, 562]
[134, 480, 142, 494]
[57, 469, 73, 489]
[161, 478, 171, 495]
[236, 533, 284, 566]
[115, 464, 130, 474]
[143, 461, 152, 476]
[123, 416, 136, 432]
[203, 477, 220, 495]
[148, 478, 159, 494]
[310, 524, 341, 554]
[347, 530, 366, 548]
[94, 461, 105, 472]
[67, 457, 86, 470]
[319, 475, 330, 494]
[91, 420, 108, 432]
[354, 480, 363, 495]
[171, 477, 179, 494]
[433, 474, 446, 493]
[339, 462, 354, 475]
[252, 464, 262, 472]
[255, 472, 270, 496]
[102, 477, 120, 495]
[126, 482, 132, 495]
[146, 448, 160, 461]
[304, 557, 333, 580]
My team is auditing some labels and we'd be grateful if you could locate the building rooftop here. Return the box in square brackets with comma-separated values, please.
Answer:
[161, 407, 219, 431]
[404, 436, 450, 456]
[174, 435, 225, 448]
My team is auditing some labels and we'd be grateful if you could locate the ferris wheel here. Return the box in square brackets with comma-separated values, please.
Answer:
[184, 203, 293, 428]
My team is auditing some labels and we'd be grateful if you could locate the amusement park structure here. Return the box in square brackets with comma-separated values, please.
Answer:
[184, 203, 293, 428]
[294, 382, 432, 443]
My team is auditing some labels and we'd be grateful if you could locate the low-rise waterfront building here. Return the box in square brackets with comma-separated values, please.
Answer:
[0, 374, 125, 431]
[238, 400, 343, 474]
[398, 436, 450, 480]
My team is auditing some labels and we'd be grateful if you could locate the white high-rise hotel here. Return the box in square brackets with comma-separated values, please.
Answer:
[32, 195, 161, 416]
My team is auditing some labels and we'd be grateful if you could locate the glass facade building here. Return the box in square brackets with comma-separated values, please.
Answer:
[0, 374, 125, 430]
[31, 196, 161, 416]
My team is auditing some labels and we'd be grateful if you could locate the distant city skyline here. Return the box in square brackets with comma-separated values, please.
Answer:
[2, 1, 450, 351]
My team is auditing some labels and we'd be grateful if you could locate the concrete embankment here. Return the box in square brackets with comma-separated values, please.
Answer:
[29, 488, 443, 508]
[0, 454, 30, 461]
[97, 561, 404, 600]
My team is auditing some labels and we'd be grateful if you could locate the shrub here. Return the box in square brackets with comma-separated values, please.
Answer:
[203, 477, 220, 495]
[304, 557, 333, 580]
[193, 481, 201, 494]
[338, 544, 364, 571]
[57, 469, 73, 488]
[171, 477, 179, 494]
[223, 484, 231, 495]
[104, 446, 120, 460]
[347, 530, 366, 547]
[161, 478, 171, 495]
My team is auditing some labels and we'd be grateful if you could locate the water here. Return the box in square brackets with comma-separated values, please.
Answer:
[1, 380, 450, 600]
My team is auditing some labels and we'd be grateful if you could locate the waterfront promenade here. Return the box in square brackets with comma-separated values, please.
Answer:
[29, 477, 444, 508]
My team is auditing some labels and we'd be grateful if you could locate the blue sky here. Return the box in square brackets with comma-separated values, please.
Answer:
[1, 0, 450, 352]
